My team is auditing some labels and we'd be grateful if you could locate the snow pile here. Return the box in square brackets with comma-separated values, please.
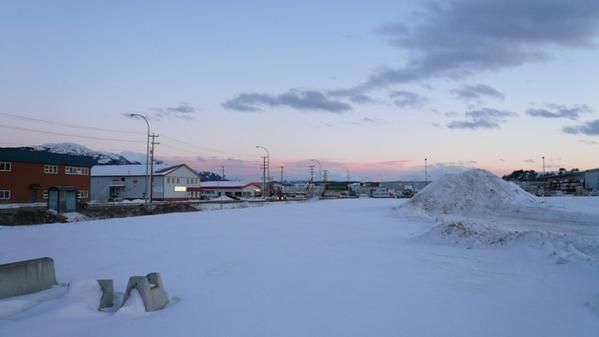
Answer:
[62, 212, 89, 223]
[405, 169, 538, 214]
[213, 195, 235, 201]
[416, 220, 598, 263]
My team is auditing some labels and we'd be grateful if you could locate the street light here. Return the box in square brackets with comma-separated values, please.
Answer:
[341, 167, 350, 183]
[256, 145, 270, 198]
[310, 159, 322, 182]
[310, 159, 323, 196]
[425, 158, 428, 185]
[542, 156, 546, 198]
[129, 113, 150, 206]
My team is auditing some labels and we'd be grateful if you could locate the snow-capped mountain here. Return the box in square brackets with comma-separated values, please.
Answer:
[119, 151, 165, 165]
[30, 143, 138, 165]
[23, 143, 218, 178]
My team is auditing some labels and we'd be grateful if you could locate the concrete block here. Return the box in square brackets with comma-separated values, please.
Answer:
[123, 272, 169, 312]
[97, 279, 114, 310]
[0, 257, 57, 299]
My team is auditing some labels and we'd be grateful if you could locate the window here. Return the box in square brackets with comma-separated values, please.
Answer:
[0, 190, 10, 200]
[77, 190, 89, 199]
[43, 190, 48, 199]
[65, 166, 89, 175]
[0, 162, 11, 172]
[167, 177, 171, 184]
[44, 165, 58, 174]
[176, 177, 180, 184]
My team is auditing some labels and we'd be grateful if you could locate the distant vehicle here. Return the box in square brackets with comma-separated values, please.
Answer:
[371, 188, 394, 198]
[400, 189, 414, 198]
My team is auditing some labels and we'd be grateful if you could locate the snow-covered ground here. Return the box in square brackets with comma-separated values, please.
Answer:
[1, 196, 598, 336]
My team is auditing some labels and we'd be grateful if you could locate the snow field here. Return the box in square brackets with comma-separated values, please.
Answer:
[0, 197, 598, 337]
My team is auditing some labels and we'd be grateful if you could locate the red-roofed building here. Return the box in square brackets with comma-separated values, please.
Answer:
[188, 181, 262, 199]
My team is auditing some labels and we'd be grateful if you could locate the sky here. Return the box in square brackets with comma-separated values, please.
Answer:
[1, 0, 599, 181]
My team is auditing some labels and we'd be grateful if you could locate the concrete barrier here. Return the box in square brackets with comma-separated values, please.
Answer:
[0, 257, 57, 299]
[97, 279, 114, 310]
[123, 272, 169, 312]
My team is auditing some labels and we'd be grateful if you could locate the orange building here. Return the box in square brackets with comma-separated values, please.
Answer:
[0, 148, 94, 204]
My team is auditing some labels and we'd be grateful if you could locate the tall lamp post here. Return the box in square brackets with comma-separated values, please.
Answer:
[129, 113, 150, 206]
[341, 167, 350, 183]
[310, 159, 323, 196]
[542, 156, 546, 198]
[256, 145, 270, 198]
[310, 159, 322, 182]
[425, 158, 428, 185]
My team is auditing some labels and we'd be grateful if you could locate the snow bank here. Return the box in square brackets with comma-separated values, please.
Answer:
[416, 220, 598, 263]
[405, 169, 538, 214]
[402, 169, 599, 262]
[0, 198, 598, 336]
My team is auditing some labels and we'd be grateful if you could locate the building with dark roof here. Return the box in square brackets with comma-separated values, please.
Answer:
[0, 147, 94, 205]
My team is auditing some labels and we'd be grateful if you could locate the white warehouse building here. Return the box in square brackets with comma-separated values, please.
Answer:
[91, 164, 202, 202]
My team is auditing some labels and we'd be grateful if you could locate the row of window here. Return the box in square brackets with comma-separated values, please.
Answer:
[40, 190, 89, 199]
[0, 190, 89, 201]
[65, 166, 90, 175]
[45, 165, 90, 175]
[166, 176, 200, 185]
[0, 162, 11, 172]
[0, 162, 89, 175]
[44, 165, 58, 174]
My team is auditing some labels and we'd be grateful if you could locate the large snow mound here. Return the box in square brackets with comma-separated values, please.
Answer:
[406, 169, 538, 214]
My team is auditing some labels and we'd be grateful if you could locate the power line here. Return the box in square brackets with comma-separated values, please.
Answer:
[0, 112, 145, 135]
[0, 124, 145, 143]
[158, 142, 263, 168]
[160, 135, 257, 158]
[1, 112, 263, 159]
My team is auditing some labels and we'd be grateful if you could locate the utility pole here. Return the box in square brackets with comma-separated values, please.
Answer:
[542, 156, 546, 198]
[308, 165, 315, 196]
[266, 156, 270, 197]
[149, 133, 160, 207]
[323, 169, 329, 197]
[310, 159, 322, 196]
[261, 156, 267, 198]
[280, 165, 284, 184]
[256, 146, 270, 198]
[221, 166, 225, 181]
[542, 156, 546, 176]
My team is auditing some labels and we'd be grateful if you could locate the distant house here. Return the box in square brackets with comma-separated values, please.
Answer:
[189, 181, 261, 199]
[91, 164, 202, 202]
[585, 168, 599, 191]
[0, 147, 94, 205]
